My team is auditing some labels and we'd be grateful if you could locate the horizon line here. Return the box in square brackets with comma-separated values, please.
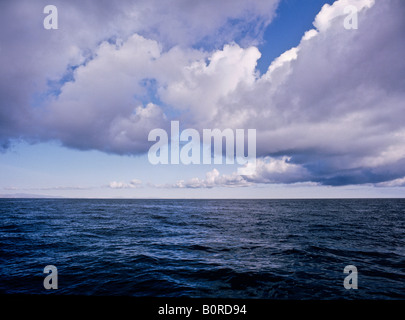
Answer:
[1, 196, 405, 200]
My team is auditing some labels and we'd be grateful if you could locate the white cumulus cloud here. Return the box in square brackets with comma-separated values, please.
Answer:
[109, 179, 142, 189]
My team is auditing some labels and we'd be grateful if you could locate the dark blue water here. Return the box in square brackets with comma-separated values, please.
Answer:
[0, 199, 404, 299]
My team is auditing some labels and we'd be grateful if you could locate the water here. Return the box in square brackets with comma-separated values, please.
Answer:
[0, 199, 404, 299]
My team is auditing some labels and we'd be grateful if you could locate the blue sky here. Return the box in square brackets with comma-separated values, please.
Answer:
[256, 0, 335, 73]
[1, 0, 405, 198]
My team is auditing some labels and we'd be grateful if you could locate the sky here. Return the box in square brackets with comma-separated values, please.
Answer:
[1, 0, 405, 198]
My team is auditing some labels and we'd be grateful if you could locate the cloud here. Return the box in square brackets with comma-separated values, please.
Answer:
[0, 0, 279, 149]
[39, 33, 205, 154]
[376, 177, 405, 188]
[1, 0, 405, 187]
[163, 0, 405, 188]
[242, 157, 311, 184]
[131, 0, 280, 47]
[171, 157, 311, 189]
[172, 169, 251, 189]
[210, 0, 405, 186]
[160, 43, 261, 126]
[313, 0, 375, 32]
[109, 179, 142, 189]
